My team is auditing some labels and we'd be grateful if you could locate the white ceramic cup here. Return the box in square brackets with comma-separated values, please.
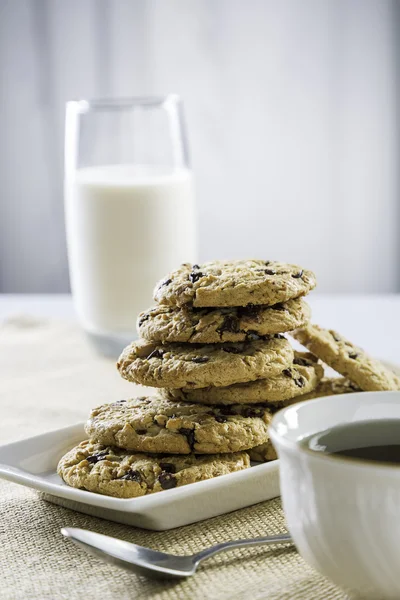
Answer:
[270, 390, 400, 600]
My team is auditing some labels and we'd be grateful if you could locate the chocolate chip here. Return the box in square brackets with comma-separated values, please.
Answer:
[192, 264, 200, 270]
[222, 346, 242, 354]
[282, 369, 292, 378]
[242, 407, 264, 418]
[265, 269, 276, 275]
[293, 357, 311, 367]
[294, 376, 305, 388]
[158, 278, 172, 290]
[136, 429, 147, 435]
[331, 332, 341, 342]
[179, 428, 196, 451]
[121, 469, 142, 482]
[191, 356, 210, 364]
[265, 261, 271, 266]
[291, 270, 303, 279]
[237, 304, 263, 320]
[349, 352, 359, 359]
[112, 399, 127, 405]
[218, 314, 240, 334]
[215, 415, 228, 423]
[147, 349, 164, 360]
[270, 302, 286, 311]
[159, 462, 176, 473]
[158, 472, 177, 490]
[86, 451, 109, 464]
[190, 271, 204, 284]
[138, 313, 150, 326]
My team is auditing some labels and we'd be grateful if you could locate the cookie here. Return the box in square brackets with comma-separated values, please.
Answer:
[86, 396, 272, 454]
[117, 336, 294, 389]
[57, 440, 250, 498]
[137, 298, 311, 344]
[248, 440, 278, 463]
[154, 260, 316, 308]
[292, 324, 400, 392]
[161, 352, 323, 405]
[248, 378, 362, 463]
[289, 376, 361, 402]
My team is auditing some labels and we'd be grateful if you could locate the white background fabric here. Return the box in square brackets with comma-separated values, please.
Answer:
[0, 0, 399, 293]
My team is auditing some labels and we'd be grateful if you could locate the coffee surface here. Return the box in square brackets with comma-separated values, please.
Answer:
[303, 419, 400, 465]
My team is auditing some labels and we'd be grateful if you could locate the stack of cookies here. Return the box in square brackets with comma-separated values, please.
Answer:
[57, 260, 320, 497]
[115, 260, 321, 464]
[58, 259, 400, 498]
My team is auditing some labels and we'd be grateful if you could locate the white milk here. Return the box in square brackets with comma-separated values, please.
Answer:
[65, 164, 196, 338]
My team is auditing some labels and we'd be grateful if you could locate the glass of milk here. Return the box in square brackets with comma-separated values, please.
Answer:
[64, 96, 197, 357]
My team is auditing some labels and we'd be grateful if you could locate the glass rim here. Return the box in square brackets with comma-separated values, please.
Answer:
[66, 94, 182, 113]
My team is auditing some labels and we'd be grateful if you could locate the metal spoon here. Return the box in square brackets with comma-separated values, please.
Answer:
[61, 527, 292, 579]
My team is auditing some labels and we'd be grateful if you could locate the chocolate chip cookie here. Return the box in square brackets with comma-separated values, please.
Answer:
[292, 324, 400, 391]
[248, 440, 278, 463]
[86, 396, 272, 454]
[137, 298, 311, 344]
[290, 376, 361, 402]
[58, 440, 250, 498]
[154, 260, 316, 308]
[117, 337, 294, 389]
[248, 378, 361, 462]
[160, 352, 323, 405]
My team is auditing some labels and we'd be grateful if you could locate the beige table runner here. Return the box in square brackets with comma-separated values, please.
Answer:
[0, 317, 347, 600]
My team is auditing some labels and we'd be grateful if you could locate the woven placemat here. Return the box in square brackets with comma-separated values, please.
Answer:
[0, 317, 347, 600]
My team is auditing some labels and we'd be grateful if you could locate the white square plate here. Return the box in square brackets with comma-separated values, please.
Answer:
[0, 423, 279, 530]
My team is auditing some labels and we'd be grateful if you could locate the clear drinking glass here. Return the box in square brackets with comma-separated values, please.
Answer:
[64, 96, 197, 357]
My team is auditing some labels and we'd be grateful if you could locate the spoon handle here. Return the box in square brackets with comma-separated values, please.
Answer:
[192, 533, 292, 565]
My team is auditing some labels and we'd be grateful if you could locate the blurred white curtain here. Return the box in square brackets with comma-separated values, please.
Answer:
[0, 0, 398, 292]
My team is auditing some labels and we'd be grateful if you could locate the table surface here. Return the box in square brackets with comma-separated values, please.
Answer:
[1, 293, 399, 362]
